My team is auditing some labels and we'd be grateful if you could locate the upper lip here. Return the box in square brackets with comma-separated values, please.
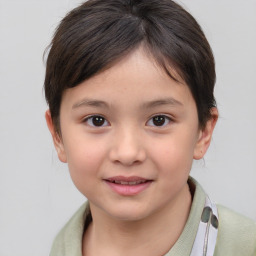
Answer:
[104, 176, 152, 185]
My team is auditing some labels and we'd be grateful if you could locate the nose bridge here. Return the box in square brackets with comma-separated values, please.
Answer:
[109, 124, 146, 165]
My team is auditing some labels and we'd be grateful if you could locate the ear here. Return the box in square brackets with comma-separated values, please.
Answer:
[193, 108, 218, 160]
[45, 110, 67, 163]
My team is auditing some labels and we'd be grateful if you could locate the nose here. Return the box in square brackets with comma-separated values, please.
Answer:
[109, 127, 146, 166]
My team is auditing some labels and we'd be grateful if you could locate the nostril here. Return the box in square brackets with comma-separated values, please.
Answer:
[108, 132, 147, 165]
[109, 147, 146, 166]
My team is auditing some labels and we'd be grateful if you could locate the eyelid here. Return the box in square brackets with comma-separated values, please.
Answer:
[146, 114, 173, 127]
[83, 114, 110, 127]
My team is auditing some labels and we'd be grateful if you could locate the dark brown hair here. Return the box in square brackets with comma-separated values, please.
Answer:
[44, 0, 216, 132]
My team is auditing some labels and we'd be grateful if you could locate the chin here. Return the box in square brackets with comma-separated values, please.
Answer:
[106, 205, 153, 222]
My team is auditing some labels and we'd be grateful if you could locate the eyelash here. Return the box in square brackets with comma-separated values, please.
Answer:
[146, 115, 172, 127]
[83, 114, 172, 128]
[83, 115, 109, 127]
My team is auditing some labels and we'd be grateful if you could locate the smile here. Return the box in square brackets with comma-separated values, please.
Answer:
[104, 176, 153, 196]
[108, 180, 148, 185]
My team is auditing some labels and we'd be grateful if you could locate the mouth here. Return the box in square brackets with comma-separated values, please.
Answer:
[104, 176, 153, 196]
[105, 176, 152, 184]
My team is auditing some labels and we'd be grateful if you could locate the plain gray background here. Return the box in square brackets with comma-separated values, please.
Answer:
[0, 0, 255, 255]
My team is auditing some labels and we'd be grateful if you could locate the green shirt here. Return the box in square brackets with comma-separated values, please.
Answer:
[50, 178, 256, 256]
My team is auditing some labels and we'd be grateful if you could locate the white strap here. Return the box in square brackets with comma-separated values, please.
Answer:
[190, 195, 219, 256]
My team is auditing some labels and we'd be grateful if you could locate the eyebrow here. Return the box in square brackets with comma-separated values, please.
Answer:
[141, 98, 183, 109]
[72, 97, 183, 110]
[72, 98, 109, 109]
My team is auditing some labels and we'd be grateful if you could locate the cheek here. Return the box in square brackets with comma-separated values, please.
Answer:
[150, 133, 197, 174]
[63, 136, 108, 187]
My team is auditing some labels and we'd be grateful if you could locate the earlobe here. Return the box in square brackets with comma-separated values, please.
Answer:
[193, 108, 218, 160]
[45, 110, 67, 163]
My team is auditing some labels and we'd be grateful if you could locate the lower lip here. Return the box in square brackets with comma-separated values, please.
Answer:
[105, 181, 152, 196]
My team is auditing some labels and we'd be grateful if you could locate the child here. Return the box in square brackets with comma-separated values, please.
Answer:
[44, 0, 256, 255]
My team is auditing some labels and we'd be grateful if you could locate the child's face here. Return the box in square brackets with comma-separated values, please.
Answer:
[47, 47, 214, 221]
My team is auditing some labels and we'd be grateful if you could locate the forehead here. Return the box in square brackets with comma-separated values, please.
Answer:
[61, 47, 194, 110]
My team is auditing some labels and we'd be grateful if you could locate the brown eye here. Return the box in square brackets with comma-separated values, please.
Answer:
[85, 115, 109, 127]
[147, 115, 171, 127]
[153, 116, 165, 126]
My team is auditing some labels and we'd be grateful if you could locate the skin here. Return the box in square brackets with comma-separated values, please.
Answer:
[46, 46, 218, 256]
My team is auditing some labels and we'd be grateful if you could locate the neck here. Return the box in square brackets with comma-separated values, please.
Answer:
[83, 183, 192, 256]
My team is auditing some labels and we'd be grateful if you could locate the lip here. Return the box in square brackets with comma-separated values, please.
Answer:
[104, 176, 153, 196]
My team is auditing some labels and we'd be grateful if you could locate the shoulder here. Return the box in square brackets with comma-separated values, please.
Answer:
[50, 203, 89, 256]
[214, 204, 256, 256]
